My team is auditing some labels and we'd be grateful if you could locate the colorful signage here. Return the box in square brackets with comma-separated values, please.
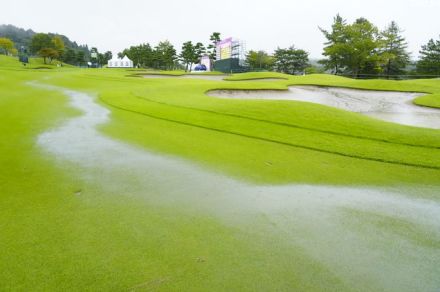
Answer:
[216, 37, 233, 60]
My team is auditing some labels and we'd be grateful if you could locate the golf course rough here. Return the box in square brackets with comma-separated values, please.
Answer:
[1, 55, 440, 291]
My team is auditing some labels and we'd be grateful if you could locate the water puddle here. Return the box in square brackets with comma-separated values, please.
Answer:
[32, 82, 440, 291]
[208, 86, 440, 129]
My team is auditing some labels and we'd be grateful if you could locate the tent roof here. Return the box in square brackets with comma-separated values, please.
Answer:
[109, 55, 132, 62]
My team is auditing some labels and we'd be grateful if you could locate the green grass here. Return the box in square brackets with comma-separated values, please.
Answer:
[1, 58, 353, 291]
[224, 71, 289, 80]
[414, 93, 440, 108]
[1, 56, 440, 290]
[0, 54, 74, 70]
[130, 70, 226, 77]
[28, 67, 438, 186]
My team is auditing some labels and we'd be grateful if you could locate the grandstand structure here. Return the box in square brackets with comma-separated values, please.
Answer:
[214, 37, 247, 73]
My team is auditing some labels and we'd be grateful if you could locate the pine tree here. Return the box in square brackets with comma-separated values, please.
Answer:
[380, 21, 410, 77]
[207, 32, 221, 61]
[319, 14, 347, 74]
[417, 36, 440, 76]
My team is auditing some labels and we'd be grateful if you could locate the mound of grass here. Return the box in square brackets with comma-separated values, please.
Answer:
[0, 55, 74, 70]
[414, 93, 440, 108]
[225, 71, 289, 80]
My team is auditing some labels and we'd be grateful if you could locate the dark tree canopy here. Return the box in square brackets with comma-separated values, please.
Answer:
[417, 36, 440, 75]
[319, 16, 410, 77]
[118, 41, 177, 70]
[153, 41, 177, 70]
[207, 32, 221, 61]
[30, 33, 55, 63]
[179, 41, 205, 71]
[273, 46, 309, 75]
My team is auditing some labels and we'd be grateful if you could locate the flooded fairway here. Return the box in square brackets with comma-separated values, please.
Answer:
[208, 86, 440, 129]
[33, 82, 440, 291]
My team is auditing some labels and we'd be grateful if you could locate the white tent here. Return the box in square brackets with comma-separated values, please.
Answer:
[108, 55, 133, 68]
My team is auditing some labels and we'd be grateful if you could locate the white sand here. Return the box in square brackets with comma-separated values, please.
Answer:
[208, 86, 440, 129]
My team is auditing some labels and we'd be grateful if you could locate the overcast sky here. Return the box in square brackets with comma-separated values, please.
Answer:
[2, 0, 439, 59]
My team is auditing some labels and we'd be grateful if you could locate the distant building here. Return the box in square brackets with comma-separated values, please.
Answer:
[108, 56, 133, 68]
[200, 55, 212, 71]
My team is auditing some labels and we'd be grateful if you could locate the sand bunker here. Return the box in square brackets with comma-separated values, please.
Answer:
[228, 78, 287, 82]
[143, 74, 226, 81]
[208, 86, 440, 129]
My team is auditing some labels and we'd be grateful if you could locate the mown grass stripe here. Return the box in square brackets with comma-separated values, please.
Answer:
[132, 92, 440, 150]
[100, 97, 440, 171]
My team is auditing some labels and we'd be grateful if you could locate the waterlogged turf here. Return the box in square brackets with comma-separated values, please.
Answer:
[1, 55, 440, 291]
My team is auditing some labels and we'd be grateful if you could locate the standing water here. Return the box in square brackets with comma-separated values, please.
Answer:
[32, 82, 440, 291]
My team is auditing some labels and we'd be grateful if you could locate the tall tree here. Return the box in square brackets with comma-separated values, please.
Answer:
[154, 41, 177, 70]
[207, 32, 221, 61]
[344, 18, 382, 77]
[380, 21, 410, 77]
[180, 41, 195, 71]
[274, 46, 309, 75]
[320, 16, 383, 77]
[30, 33, 56, 63]
[179, 41, 204, 71]
[319, 14, 347, 74]
[417, 36, 440, 76]
[30, 33, 52, 53]
[52, 36, 65, 61]
[194, 42, 206, 64]
[0, 37, 15, 55]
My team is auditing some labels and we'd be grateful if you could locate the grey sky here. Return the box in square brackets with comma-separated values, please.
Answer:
[3, 0, 439, 59]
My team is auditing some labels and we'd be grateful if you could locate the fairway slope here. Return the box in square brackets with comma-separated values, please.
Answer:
[1, 61, 440, 291]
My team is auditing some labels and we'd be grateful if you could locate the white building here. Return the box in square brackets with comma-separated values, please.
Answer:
[200, 55, 211, 71]
[108, 55, 133, 68]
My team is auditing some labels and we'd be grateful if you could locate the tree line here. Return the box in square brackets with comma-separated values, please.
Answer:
[1, 19, 439, 77]
[0, 24, 93, 66]
[246, 47, 310, 75]
[118, 33, 221, 71]
[27, 33, 113, 66]
[120, 32, 310, 74]
[244, 15, 440, 78]
[244, 16, 439, 77]
[319, 15, 440, 78]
